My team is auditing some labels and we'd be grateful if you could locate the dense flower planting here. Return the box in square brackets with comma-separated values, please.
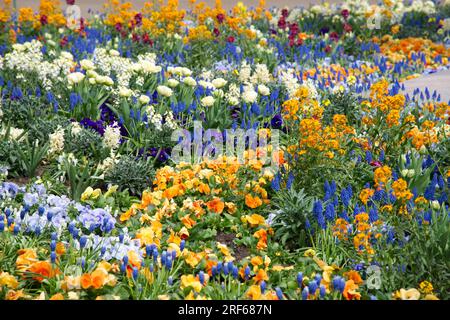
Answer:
[0, 0, 449, 300]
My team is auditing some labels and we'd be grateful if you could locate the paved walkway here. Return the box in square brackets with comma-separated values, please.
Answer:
[401, 69, 450, 103]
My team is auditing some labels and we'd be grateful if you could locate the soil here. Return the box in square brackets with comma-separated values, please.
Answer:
[8, 165, 48, 186]
[216, 231, 251, 261]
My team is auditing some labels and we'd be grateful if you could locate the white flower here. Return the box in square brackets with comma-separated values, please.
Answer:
[98, 152, 120, 173]
[407, 169, 415, 178]
[157, 85, 173, 97]
[443, 18, 450, 32]
[71, 123, 82, 136]
[183, 76, 197, 87]
[80, 59, 95, 70]
[96, 75, 114, 86]
[60, 51, 74, 61]
[86, 70, 99, 78]
[139, 95, 150, 104]
[2, 127, 25, 141]
[12, 43, 25, 52]
[201, 96, 215, 107]
[212, 78, 227, 89]
[67, 72, 85, 85]
[68, 292, 80, 300]
[48, 127, 65, 155]
[242, 87, 258, 103]
[88, 77, 96, 85]
[103, 123, 121, 150]
[167, 78, 179, 88]
[431, 200, 440, 210]
[118, 87, 133, 97]
[213, 89, 224, 98]
[227, 96, 239, 106]
[239, 62, 252, 83]
[140, 60, 162, 73]
[109, 49, 120, 56]
[181, 67, 192, 76]
[258, 84, 270, 96]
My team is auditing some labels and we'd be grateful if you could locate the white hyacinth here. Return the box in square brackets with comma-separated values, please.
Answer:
[103, 123, 121, 150]
[48, 127, 65, 155]
[242, 86, 258, 104]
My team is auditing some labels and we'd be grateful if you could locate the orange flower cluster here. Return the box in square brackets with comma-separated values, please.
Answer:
[184, 25, 213, 44]
[353, 213, 379, 255]
[80, 265, 117, 290]
[374, 165, 392, 189]
[0, 0, 11, 24]
[333, 218, 350, 241]
[302, 63, 378, 87]
[379, 36, 450, 67]
[104, 0, 186, 36]
[39, 0, 66, 27]
[392, 178, 413, 202]
[294, 115, 354, 159]
[120, 156, 273, 267]
[16, 249, 60, 283]
[404, 125, 439, 150]
[368, 80, 406, 113]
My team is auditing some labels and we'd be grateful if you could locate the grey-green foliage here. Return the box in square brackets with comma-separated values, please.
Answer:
[271, 188, 315, 249]
[105, 155, 156, 196]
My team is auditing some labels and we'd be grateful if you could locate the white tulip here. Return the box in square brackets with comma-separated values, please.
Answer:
[212, 78, 227, 89]
[167, 78, 179, 88]
[183, 76, 197, 87]
[80, 59, 95, 70]
[118, 87, 133, 97]
[139, 95, 150, 104]
[201, 96, 215, 107]
[157, 85, 173, 97]
[67, 72, 85, 84]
